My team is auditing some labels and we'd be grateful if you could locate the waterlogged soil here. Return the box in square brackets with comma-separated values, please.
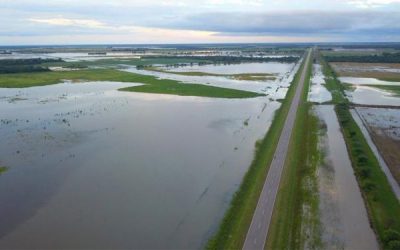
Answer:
[0, 81, 281, 249]
[308, 64, 332, 103]
[354, 107, 400, 188]
[316, 105, 378, 250]
[345, 86, 400, 106]
[124, 62, 301, 99]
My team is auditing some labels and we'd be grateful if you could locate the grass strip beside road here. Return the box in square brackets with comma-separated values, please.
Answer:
[0, 69, 263, 99]
[321, 55, 400, 249]
[206, 57, 306, 249]
[265, 55, 316, 249]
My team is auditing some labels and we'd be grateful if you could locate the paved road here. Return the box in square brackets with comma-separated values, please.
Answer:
[243, 49, 312, 250]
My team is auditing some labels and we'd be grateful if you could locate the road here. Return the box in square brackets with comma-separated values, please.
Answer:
[243, 49, 312, 250]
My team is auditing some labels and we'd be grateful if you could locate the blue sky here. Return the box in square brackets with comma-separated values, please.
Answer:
[1, 0, 400, 45]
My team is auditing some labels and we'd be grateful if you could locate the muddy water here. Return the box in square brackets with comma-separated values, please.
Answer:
[346, 86, 400, 106]
[316, 105, 378, 250]
[0, 81, 280, 249]
[308, 64, 332, 103]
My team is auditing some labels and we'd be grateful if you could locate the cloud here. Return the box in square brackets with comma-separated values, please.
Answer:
[346, 0, 400, 8]
[151, 10, 400, 36]
[28, 18, 107, 29]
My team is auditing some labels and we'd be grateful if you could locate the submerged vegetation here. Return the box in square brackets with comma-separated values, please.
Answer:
[320, 53, 400, 249]
[0, 69, 263, 98]
[143, 66, 276, 81]
[207, 56, 307, 249]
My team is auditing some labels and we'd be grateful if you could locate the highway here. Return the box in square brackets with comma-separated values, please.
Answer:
[243, 49, 312, 250]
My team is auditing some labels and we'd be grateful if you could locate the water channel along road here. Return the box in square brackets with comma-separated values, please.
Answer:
[243, 49, 312, 250]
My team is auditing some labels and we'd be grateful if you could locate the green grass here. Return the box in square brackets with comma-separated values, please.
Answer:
[265, 53, 318, 249]
[206, 53, 308, 250]
[320, 54, 400, 249]
[0, 69, 263, 98]
[145, 66, 276, 81]
[0, 166, 9, 175]
[365, 84, 400, 96]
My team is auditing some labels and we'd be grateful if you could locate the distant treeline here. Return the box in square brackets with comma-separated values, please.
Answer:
[0, 58, 63, 74]
[325, 52, 400, 63]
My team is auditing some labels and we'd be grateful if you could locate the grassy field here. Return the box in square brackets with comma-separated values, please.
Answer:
[265, 55, 318, 249]
[0, 69, 263, 98]
[145, 66, 276, 81]
[206, 55, 306, 250]
[320, 54, 400, 249]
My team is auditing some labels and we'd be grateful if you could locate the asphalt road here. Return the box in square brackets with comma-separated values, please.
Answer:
[243, 49, 312, 250]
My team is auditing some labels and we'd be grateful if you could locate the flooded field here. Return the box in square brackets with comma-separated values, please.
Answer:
[353, 107, 400, 192]
[308, 64, 332, 103]
[345, 86, 400, 106]
[0, 58, 294, 249]
[316, 105, 378, 250]
[332, 62, 400, 74]
[127, 62, 300, 99]
[339, 77, 400, 86]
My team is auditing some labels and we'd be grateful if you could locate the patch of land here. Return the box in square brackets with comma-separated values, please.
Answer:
[331, 62, 400, 82]
[0, 69, 264, 98]
[144, 66, 277, 81]
[0, 166, 8, 175]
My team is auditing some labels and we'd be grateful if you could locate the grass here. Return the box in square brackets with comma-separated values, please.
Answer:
[0, 69, 264, 98]
[145, 66, 276, 81]
[265, 52, 318, 249]
[206, 53, 307, 250]
[320, 53, 400, 249]
[0, 166, 9, 175]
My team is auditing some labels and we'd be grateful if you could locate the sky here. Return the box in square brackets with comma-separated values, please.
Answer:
[1, 0, 400, 45]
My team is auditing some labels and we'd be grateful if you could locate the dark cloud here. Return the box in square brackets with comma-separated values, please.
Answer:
[148, 11, 400, 36]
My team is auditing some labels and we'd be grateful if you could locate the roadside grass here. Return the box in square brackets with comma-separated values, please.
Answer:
[265, 54, 320, 249]
[0, 69, 263, 98]
[144, 66, 276, 81]
[320, 54, 400, 249]
[206, 55, 306, 250]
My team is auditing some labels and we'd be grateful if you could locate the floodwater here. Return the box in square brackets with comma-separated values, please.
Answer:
[0, 52, 141, 62]
[346, 86, 400, 106]
[316, 105, 378, 250]
[0, 80, 280, 249]
[125, 61, 301, 99]
[308, 64, 332, 103]
[339, 77, 400, 86]
[351, 108, 400, 199]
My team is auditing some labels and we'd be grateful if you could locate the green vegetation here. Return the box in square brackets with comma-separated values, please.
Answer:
[325, 52, 400, 63]
[0, 69, 263, 98]
[206, 54, 308, 250]
[265, 53, 321, 249]
[0, 166, 9, 175]
[320, 53, 400, 249]
[144, 66, 276, 81]
[0, 58, 63, 74]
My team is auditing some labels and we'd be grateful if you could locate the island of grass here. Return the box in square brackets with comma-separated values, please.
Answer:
[143, 66, 277, 81]
[0, 69, 264, 98]
[0, 166, 8, 175]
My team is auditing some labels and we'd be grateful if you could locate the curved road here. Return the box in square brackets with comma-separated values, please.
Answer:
[243, 49, 312, 250]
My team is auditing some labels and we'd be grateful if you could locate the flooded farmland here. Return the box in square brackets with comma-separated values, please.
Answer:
[345, 85, 400, 106]
[316, 105, 378, 250]
[308, 64, 332, 103]
[0, 59, 298, 249]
